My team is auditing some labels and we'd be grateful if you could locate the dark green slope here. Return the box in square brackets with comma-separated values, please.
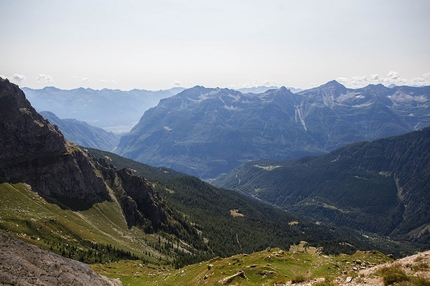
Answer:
[214, 127, 430, 246]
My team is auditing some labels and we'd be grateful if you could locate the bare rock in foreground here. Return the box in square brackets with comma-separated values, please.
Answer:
[0, 232, 122, 286]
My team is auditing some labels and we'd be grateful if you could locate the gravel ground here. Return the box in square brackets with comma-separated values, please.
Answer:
[0, 232, 122, 286]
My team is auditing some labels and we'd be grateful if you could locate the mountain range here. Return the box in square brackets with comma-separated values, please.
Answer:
[40, 111, 119, 151]
[1, 77, 398, 269]
[116, 81, 430, 179]
[22, 86, 185, 134]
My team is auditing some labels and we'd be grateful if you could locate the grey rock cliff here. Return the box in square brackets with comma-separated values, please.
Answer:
[0, 77, 109, 205]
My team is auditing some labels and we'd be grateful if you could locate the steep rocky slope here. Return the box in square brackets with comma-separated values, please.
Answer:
[0, 232, 122, 286]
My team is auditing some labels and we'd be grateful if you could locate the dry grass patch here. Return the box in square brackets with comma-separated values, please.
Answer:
[230, 209, 245, 217]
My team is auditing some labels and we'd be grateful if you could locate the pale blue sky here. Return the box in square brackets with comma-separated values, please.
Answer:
[1, 0, 429, 90]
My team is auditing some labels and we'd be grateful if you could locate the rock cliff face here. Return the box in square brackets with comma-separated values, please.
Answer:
[0, 78, 109, 204]
[95, 156, 183, 234]
[117, 168, 166, 230]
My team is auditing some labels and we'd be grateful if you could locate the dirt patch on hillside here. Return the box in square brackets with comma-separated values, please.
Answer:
[230, 209, 245, 217]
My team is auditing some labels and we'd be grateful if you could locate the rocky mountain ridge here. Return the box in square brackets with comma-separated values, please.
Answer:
[0, 77, 194, 237]
[23, 86, 184, 133]
[116, 81, 430, 179]
[40, 111, 119, 152]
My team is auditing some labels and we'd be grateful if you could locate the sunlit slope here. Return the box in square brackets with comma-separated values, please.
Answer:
[0, 182, 160, 264]
[91, 244, 396, 286]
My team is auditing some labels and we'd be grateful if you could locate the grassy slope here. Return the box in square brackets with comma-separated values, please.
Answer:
[0, 182, 161, 264]
[91, 244, 393, 286]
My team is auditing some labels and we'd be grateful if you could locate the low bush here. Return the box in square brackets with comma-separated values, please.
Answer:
[379, 265, 410, 285]
[292, 274, 307, 284]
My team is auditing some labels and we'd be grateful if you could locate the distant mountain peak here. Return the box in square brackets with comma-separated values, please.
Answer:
[320, 80, 346, 90]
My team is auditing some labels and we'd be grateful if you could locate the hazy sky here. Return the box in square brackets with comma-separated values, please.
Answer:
[1, 0, 430, 90]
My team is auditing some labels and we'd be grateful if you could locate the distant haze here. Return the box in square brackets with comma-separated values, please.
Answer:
[1, 0, 429, 90]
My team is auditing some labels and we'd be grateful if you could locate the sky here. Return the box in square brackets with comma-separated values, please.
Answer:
[1, 0, 430, 91]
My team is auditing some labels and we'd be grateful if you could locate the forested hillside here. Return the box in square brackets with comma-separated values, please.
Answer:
[214, 127, 430, 247]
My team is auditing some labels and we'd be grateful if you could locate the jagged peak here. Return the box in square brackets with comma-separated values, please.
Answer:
[278, 86, 298, 94]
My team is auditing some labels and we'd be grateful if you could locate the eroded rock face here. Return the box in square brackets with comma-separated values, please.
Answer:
[0, 78, 67, 161]
[117, 168, 166, 230]
[0, 77, 109, 204]
[0, 232, 122, 286]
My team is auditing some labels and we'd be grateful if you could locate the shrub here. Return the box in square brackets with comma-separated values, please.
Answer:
[379, 265, 410, 285]
[412, 276, 430, 286]
[291, 274, 307, 284]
